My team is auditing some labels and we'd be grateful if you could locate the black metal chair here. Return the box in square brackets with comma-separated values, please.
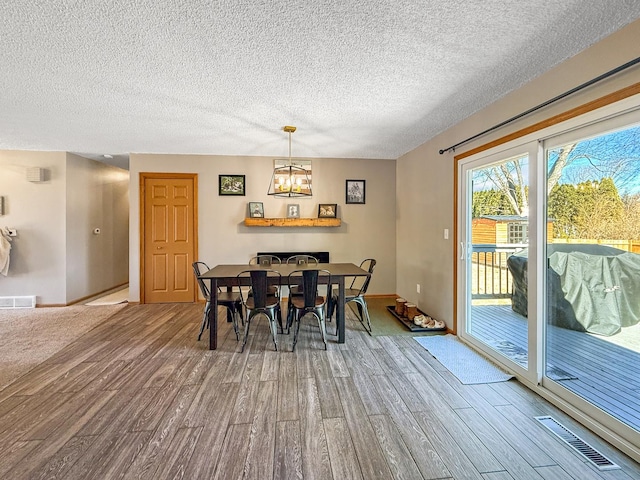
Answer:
[249, 255, 281, 296]
[237, 269, 283, 352]
[285, 255, 319, 330]
[286, 255, 319, 266]
[193, 261, 243, 341]
[249, 255, 282, 266]
[328, 258, 376, 334]
[287, 269, 331, 351]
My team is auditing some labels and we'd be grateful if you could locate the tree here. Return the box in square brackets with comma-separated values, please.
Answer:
[475, 125, 640, 216]
[471, 189, 515, 217]
[548, 178, 627, 240]
[473, 156, 529, 215]
[547, 183, 579, 238]
[572, 178, 624, 239]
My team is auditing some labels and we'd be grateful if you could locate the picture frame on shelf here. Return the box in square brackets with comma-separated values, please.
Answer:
[318, 203, 337, 218]
[248, 202, 264, 218]
[287, 204, 300, 218]
[219, 175, 245, 196]
[346, 179, 365, 204]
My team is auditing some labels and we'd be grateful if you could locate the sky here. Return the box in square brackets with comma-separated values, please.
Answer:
[550, 124, 640, 195]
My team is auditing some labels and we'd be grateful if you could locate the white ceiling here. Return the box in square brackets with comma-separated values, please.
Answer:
[1, 1, 640, 168]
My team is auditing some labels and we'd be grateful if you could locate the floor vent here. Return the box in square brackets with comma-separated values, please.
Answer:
[535, 416, 619, 470]
[0, 296, 36, 309]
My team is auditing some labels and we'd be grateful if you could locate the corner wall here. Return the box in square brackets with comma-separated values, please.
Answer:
[65, 153, 129, 303]
[0, 151, 129, 305]
[129, 154, 396, 301]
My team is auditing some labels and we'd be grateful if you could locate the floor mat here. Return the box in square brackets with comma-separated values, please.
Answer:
[414, 334, 514, 384]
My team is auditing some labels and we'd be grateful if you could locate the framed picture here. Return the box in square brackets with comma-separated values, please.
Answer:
[318, 203, 337, 218]
[219, 175, 245, 196]
[346, 179, 365, 204]
[287, 204, 300, 218]
[249, 202, 264, 218]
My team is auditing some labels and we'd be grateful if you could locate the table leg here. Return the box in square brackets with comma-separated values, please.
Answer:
[337, 277, 345, 343]
[209, 278, 218, 350]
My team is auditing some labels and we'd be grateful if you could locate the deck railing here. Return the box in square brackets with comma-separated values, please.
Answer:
[471, 244, 525, 299]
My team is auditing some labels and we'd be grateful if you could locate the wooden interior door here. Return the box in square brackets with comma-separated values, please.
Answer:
[141, 174, 197, 303]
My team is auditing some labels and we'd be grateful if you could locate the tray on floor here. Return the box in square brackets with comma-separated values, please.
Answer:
[386, 306, 447, 332]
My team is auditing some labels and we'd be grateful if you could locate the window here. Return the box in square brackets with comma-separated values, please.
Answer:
[508, 223, 528, 244]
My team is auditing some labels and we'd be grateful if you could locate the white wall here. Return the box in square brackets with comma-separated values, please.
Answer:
[129, 154, 396, 301]
[65, 153, 129, 303]
[0, 151, 129, 305]
[0, 151, 67, 305]
[396, 19, 640, 329]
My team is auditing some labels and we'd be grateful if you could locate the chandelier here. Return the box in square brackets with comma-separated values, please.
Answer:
[267, 126, 312, 197]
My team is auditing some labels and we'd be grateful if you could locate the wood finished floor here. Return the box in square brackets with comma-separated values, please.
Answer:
[472, 305, 640, 432]
[1, 302, 639, 479]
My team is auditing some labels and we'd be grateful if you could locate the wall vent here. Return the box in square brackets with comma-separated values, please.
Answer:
[0, 296, 36, 309]
[535, 416, 619, 470]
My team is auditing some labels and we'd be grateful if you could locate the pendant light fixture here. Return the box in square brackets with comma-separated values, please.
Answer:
[267, 126, 312, 197]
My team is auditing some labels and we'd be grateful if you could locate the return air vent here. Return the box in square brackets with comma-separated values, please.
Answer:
[0, 296, 36, 309]
[535, 416, 619, 470]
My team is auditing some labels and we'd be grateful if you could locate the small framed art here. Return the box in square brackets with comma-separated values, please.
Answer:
[318, 203, 337, 218]
[346, 179, 365, 204]
[287, 204, 300, 218]
[219, 175, 245, 196]
[249, 202, 264, 218]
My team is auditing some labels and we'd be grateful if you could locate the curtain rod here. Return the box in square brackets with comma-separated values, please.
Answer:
[438, 56, 640, 155]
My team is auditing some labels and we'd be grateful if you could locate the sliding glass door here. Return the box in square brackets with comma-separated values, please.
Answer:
[543, 116, 640, 433]
[458, 145, 537, 379]
[458, 101, 640, 451]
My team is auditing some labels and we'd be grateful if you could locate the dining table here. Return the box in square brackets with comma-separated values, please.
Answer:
[199, 262, 370, 350]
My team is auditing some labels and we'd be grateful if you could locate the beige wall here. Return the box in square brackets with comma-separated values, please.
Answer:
[396, 19, 640, 329]
[129, 154, 396, 301]
[65, 153, 129, 302]
[0, 151, 67, 304]
[0, 151, 129, 305]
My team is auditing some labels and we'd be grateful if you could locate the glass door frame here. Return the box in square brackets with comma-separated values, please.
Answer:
[457, 142, 542, 387]
[454, 95, 640, 460]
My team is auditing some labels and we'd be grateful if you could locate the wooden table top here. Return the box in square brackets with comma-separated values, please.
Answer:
[199, 262, 369, 279]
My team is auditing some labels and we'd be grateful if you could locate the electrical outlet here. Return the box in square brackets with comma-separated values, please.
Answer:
[416, 283, 421, 294]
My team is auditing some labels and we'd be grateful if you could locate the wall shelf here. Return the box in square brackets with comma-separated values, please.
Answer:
[244, 217, 341, 227]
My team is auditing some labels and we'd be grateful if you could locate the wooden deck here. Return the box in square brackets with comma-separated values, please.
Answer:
[0, 302, 639, 478]
[471, 304, 640, 432]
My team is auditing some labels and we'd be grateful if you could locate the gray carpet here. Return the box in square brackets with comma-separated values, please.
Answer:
[0, 304, 127, 390]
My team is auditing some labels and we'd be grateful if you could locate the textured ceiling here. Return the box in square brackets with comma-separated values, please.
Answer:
[1, 1, 640, 166]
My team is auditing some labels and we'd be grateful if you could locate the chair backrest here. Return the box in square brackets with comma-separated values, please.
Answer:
[349, 258, 377, 295]
[249, 255, 282, 266]
[238, 269, 281, 309]
[192, 261, 211, 299]
[286, 255, 319, 266]
[289, 269, 331, 308]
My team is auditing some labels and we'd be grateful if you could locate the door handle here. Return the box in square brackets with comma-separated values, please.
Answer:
[157, 246, 164, 249]
[460, 242, 465, 260]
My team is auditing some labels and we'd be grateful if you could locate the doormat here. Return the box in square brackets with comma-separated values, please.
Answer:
[414, 335, 514, 384]
[486, 340, 578, 381]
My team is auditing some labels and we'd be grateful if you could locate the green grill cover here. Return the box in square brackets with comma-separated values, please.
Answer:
[507, 244, 640, 336]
